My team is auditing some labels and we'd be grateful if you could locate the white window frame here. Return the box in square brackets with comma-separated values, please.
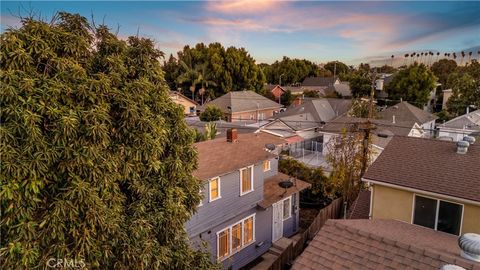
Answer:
[209, 177, 221, 202]
[411, 194, 464, 235]
[198, 187, 203, 207]
[282, 196, 292, 220]
[263, 160, 271, 172]
[216, 214, 256, 261]
[239, 165, 254, 196]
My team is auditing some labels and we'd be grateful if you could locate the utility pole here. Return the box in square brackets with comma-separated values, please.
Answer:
[279, 73, 285, 105]
[359, 69, 378, 178]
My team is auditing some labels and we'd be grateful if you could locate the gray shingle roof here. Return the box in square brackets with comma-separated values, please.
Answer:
[378, 101, 437, 125]
[201, 90, 282, 113]
[326, 82, 351, 97]
[302, 76, 338, 87]
[438, 109, 480, 131]
[363, 136, 480, 202]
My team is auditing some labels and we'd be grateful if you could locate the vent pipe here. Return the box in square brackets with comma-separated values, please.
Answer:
[392, 115, 396, 124]
[456, 141, 469, 154]
[458, 233, 480, 262]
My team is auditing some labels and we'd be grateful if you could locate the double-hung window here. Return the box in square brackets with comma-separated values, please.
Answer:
[283, 196, 292, 220]
[217, 214, 255, 260]
[263, 160, 271, 172]
[209, 177, 221, 202]
[413, 195, 463, 235]
[240, 166, 254, 195]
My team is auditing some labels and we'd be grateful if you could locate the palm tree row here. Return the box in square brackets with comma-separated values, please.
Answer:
[400, 50, 480, 67]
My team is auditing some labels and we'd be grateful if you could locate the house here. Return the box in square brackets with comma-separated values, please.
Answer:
[200, 91, 283, 123]
[302, 76, 339, 87]
[187, 130, 311, 269]
[363, 136, 480, 236]
[259, 98, 352, 142]
[186, 118, 257, 138]
[292, 219, 480, 269]
[438, 109, 480, 141]
[442, 88, 453, 109]
[378, 101, 437, 138]
[325, 82, 351, 97]
[169, 91, 199, 116]
[265, 84, 285, 101]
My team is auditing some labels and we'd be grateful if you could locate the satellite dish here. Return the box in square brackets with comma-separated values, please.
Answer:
[265, 143, 276, 151]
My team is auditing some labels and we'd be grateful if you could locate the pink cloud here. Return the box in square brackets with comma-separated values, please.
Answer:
[206, 0, 285, 14]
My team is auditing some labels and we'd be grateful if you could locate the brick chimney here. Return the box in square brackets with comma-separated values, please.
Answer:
[227, 128, 238, 142]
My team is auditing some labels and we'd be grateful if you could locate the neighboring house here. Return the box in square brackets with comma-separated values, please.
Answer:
[265, 84, 285, 101]
[438, 109, 480, 141]
[258, 98, 352, 143]
[378, 101, 437, 138]
[442, 88, 453, 110]
[292, 219, 480, 270]
[200, 91, 283, 123]
[187, 130, 311, 269]
[186, 119, 257, 138]
[169, 91, 199, 116]
[325, 82, 351, 98]
[363, 136, 480, 235]
[302, 76, 339, 87]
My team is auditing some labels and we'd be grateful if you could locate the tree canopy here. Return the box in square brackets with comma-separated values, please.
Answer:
[163, 43, 265, 101]
[431, 59, 457, 88]
[324, 61, 350, 76]
[260, 56, 320, 85]
[0, 13, 216, 269]
[386, 63, 437, 107]
[199, 105, 224, 122]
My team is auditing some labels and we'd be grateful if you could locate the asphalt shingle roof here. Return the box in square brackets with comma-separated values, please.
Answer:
[439, 109, 480, 131]
[201, 90, 282, 113]
[378, 101, 437, 125]
[292, 219, 480, 270]
[302, 76, 338, 87]
[363, 136, 480, 202]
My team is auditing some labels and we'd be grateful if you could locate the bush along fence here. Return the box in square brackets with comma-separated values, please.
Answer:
[269, 197, 343, 270]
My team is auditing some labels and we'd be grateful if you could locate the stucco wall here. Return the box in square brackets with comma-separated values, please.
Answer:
[229, 108, 280, 122]
[371, 184, 480, 234]
[170, 95, 197, 115]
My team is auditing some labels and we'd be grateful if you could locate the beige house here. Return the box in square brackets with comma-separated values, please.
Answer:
[169, 91, 199, 116]
[363, 136, 480, 235]
[199, 90, 282, 123]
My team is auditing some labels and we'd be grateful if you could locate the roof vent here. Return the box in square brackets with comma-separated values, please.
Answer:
[463, 136, 476, 145]
[265, 143, 276, 151]
[439, 265, 466, 270]
[456, 140, 469, 154]
[458, 233, 480, 262]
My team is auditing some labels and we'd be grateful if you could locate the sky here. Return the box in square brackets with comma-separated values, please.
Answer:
[1, 1, 479, 66]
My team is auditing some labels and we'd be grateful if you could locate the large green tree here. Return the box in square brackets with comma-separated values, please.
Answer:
[431, 59, 457, 88]
[324, 61, 350, 76]
[0, 13, 216, 269]
[164, 43, 265, 100]
[386, 63, 437, 107]
[261, 56, 320, 85]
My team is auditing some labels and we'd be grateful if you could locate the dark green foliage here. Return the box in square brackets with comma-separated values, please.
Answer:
[281, 90, 294, 106]
[261, 56, 320, 85]
[163, 43, 265, 100]
[446, 72, 480, 116]
[435, 110, 453, 123]
[199, 105, 223, 122]
[0, 13, 217, 269]
[431, 59, 457, 88]
[386, 63, 437, 107]
[376, 65, 396, 74]
[324, 61, 350, 76]
[279, 158, 326, 196]
[346, 73, 372, 97]
[303, 90, 318, 98]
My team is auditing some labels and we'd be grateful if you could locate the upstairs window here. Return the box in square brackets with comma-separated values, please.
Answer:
[240, 166, 254, 195]
[283, 196, 292, 220]
[413, 195, 463, 235]
[209, 177, 221, 202]
[263, 160, 271, 172]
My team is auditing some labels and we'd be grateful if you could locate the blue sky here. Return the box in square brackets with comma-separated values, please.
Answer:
[1, 1, 479, 65]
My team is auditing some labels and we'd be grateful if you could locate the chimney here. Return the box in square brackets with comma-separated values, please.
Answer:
[226, 128, 238, 142]
[456, 140, 469, 154]
[458, 233, 480, 262]
[392, 115, 396, 124]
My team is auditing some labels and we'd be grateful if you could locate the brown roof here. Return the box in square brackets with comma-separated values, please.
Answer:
[194, 133, 285, 181]
[257, 173, 311, 209]
[347, 190, 371, 219]
[363, 136, 480, 203]
[292, 219, 480, 270]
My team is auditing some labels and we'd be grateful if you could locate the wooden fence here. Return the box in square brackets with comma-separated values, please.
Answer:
[268, 197, 343, 270]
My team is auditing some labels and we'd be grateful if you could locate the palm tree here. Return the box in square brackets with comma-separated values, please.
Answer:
[176, 60, 200, 101]
[453, 53, 457, 64]
[468, 51, 473, 64]
[436, 52, 440, 63]
[461, 51, 465, 65]
[194, 63, 217, 105]
[391, 55, 394, 66]
[404, 53, 409, 66]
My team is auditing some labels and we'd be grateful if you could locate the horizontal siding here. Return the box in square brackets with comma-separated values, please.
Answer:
[282, 193, 300, 238]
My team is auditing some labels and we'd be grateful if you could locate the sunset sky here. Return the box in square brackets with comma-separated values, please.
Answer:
[2, 1, 479, 65]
